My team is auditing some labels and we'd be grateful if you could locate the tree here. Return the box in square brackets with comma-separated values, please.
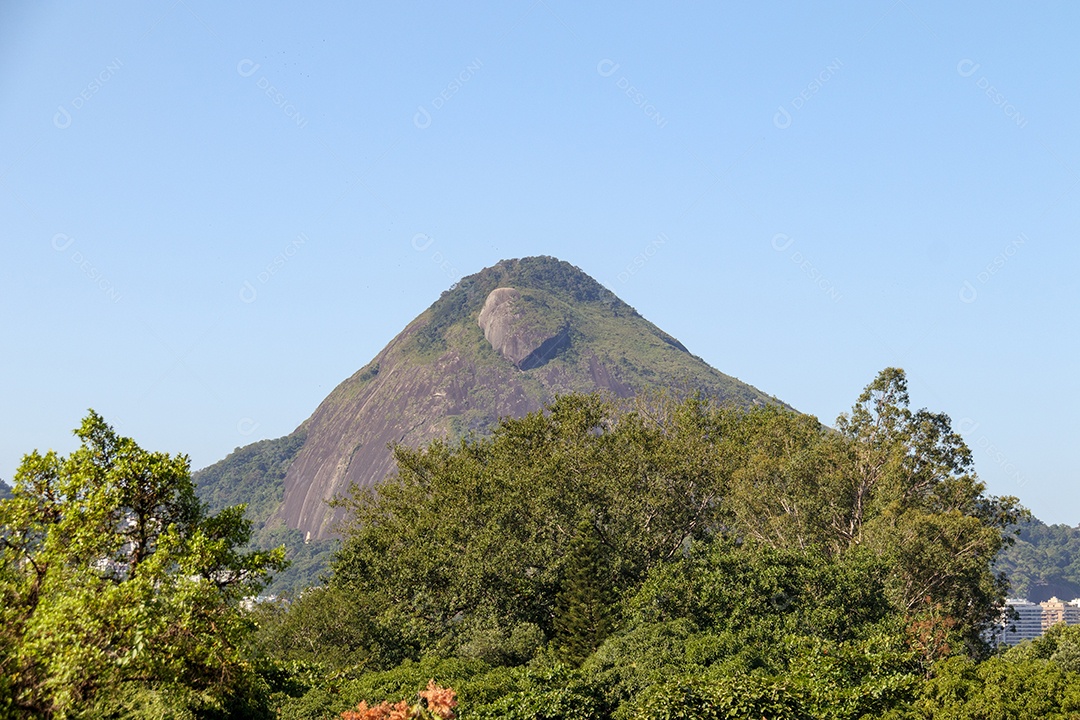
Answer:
[0, 411, 286, 718]
[1007, 624, 1080, 674]
[553, 520, 616, 664]
[834, 369, 1023, 649]
[721, 404, 841, 553]
[328, 393, 727, 664]
[916, 653, 1080, 719]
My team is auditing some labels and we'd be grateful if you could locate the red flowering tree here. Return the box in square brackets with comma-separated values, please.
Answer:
[340, 680, 457, 720]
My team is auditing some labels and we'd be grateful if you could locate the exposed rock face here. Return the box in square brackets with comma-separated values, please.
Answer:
[197, 257, 783, 541]
[276, 328, 545, 539]
[477, 287, 571, 370]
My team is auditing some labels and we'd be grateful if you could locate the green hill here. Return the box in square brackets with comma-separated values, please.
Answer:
[995, 518, 1080, 601]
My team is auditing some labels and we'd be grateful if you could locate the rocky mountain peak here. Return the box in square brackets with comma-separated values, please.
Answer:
[195, 257, 780, 541]
[477, 287, 571, 370]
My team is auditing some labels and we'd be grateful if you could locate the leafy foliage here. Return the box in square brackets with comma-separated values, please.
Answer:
[0, 411, 286, 718]
[259, 368, 1033, 718]
[586, 540, 919, 718]
[912, 635, 1080, 719]
[326, 393, 731, 664]
[4, 367, 1063, 718]
[833, 368, 1023, 651]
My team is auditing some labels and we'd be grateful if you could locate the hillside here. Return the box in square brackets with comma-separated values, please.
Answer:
[995, 518, 1080, 601]
[194, 433, 331, 593]
[196, 256, 782, 554]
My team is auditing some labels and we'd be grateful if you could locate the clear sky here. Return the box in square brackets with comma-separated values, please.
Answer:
[2, 2, 1076, 524]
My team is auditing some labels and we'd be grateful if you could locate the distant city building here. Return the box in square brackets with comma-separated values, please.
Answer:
[1042, 596, 1080, 629]
[990, 597, 1080, 646]
[997, 599, 1044, 646]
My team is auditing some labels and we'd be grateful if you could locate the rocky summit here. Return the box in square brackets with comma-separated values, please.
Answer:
[195, 256, 781, 542]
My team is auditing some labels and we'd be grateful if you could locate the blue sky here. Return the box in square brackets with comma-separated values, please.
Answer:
[2, 2, 1076, 524]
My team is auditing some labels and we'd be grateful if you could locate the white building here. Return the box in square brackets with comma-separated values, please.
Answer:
[989, 597, 1080, 646]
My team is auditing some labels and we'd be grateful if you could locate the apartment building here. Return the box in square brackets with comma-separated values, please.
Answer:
[990, 597, 1080, 646]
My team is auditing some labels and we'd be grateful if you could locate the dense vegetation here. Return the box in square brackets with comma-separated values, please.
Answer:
[4, 369, 1080, 718]
[996, 520, 1080, 602]
[0, 412, 285, 718]
[248, 368, 1078, 718]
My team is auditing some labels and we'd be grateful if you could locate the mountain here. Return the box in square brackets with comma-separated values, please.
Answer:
[194, 256, 782, 552]
[995, 518, 1080, 601]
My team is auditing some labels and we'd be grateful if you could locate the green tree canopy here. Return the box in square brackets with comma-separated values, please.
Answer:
[0, 411, 286, 718]
[836, 369, 1024, 650]
[260, 368, 1031, 718]
[274, 369, 1022, 678]
[325, 392, 730, 666]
